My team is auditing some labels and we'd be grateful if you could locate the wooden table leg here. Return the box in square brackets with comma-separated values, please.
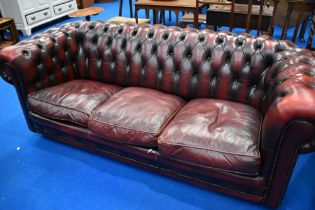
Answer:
[153, 9, 157, 24]
[292, 3, 305, 43]
[129, 0, 133, 18]
[145, 9, 149, 18]
[281, 3, 293, 40]
[175, 11, 179, 26]
[135, 7, 139, 23]
[298, 17, 308, 43]
[160, 10, 166, 24]
[119, 0, 123, 16]
[86, 15, 91, 21]
[269, 0, 280, 36]
[194, 8, 199, 29]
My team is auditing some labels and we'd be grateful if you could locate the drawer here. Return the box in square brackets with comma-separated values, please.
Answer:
[25, 9, 52, 25]
[54, 1, 76, 15]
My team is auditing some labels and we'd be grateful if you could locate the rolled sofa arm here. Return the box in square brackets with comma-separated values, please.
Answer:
[0, 22, 81, 131]
[0, 22, 80, 94]
[260, 54, 315, 207]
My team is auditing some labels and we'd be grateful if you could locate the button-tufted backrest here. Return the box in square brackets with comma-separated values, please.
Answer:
[0, 21, 310, 113]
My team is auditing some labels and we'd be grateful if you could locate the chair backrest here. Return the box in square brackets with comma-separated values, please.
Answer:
[199, 0, 279, 36]
[290, 0, 315, 43]
[195, 0, 235, 31]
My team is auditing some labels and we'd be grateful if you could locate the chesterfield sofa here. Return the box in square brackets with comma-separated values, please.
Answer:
[1, 21, 315, 208]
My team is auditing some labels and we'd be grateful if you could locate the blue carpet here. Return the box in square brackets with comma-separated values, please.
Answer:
[1, 2, 315, 210]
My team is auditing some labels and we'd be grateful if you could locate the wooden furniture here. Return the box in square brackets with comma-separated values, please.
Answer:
[307, 15, 314, 51]
[118, 0, 151, 25]
[180, 0, 233, 30]
[119, 0, 134, 18]
[76, 0, 95, 8]
[2, 21, 315, 209]
[281, 0, 315, 42]
[95, 0, 117, 2]
[180, 14, 207, 28]
[107, 16, 150, 24]
[0, 18, 19, 50]
[68, 7, 103, 21]
[0, 0, 77, 36]
[206, 0, 276, 35]
[135, 0, 203, 28]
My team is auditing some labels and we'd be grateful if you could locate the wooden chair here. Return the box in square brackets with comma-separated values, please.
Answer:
[206, 0, 278, 36]
[107, 16, 150, 24]
[281, 0, 315, 42]
[180, 0, 233, 29]
[116, 0, 150, 24]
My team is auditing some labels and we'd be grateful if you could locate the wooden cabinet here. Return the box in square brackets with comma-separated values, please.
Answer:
[0, 0, 78, 36]
[76, 0, 95, 9]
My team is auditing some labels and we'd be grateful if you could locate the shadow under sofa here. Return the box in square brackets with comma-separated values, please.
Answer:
[1, 21, 315, 208]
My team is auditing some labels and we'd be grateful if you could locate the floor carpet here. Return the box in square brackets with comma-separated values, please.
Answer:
[1, 2, 315, 210]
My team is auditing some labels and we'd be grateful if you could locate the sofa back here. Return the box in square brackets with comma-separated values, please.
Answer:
[0, 21, 308, 112]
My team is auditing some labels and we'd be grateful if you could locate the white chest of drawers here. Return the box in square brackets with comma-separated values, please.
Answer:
[0, 0, 78, 36]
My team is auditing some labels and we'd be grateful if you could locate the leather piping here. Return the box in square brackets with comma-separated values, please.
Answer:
[158, 141, 261, 158]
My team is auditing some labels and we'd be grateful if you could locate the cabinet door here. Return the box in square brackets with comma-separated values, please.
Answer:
[20, 0, 37, 14]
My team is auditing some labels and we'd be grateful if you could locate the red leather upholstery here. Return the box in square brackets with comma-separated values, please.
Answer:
[0, 21, 309, 113]
[1, 21, 315, 208]
[28, 80, 121, 126]
[89, 87, 185, 147]
[159, 99, 261, 176]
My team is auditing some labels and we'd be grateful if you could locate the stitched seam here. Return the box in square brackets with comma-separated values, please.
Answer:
[90, 118, 159, 135]
[29, 110, 87, 127]
[91, 102, 186, 135]
[158, 141, 260, 158]
[165, 156, 259, 176]
[263, 119, 312, 205]
[28, 96, 90, 115]
[157, 102, 186, 134]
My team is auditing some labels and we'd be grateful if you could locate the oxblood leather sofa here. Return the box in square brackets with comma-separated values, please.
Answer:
[1, 21, 315, 208]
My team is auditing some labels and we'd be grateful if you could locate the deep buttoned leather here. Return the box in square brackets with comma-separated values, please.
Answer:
[158, 98, 262, 175]
[1, 21, 311, 114]
[1, 21, 315, 208]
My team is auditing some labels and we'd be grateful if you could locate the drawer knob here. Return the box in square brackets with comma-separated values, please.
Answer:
[44, 12, 48, 16]
[69, 4, 72, 8]
[31, 16, 36, 20]
[58, 8, 62, 11]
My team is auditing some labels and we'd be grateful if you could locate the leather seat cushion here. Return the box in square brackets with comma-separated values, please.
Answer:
[158, 99, 262, 176]
[89, 87, 186, 147]
[27, 80, 122, 126]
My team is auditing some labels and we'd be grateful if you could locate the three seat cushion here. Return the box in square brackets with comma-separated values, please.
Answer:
[89, 87, 186, 147]
[158, 99, 262, 176]
[27, 80, 122, 126]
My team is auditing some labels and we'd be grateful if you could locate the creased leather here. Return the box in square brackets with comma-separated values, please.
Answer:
[159, 98, 262, 175]
[28, 80, 122, 126]
[89, 87, 186, 147]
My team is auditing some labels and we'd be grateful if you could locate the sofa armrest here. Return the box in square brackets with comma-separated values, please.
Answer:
[0, 23, 81, 131]
[0, 22, 81, 94]
[261, 54, 315, 207]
